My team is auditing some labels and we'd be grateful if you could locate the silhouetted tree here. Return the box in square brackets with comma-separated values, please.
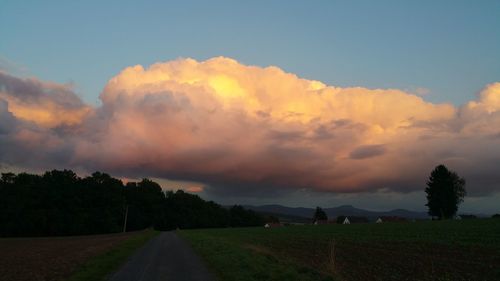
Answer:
[124, 179, 164, 231]
[229, 205, 265, 227]
[80, 172, 127, 234]
[313, 207, 328, 222]
[425, 165, 466, 219]
[0, 172, 43, 236]
[158, 190, 230, 230]
[0, 169, 265, 237]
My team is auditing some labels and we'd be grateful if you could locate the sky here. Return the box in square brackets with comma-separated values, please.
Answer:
[1, 1, 500, 213]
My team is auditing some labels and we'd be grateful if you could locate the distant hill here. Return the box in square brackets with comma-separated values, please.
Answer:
[244, 204, 430, 222]
[255, 211, 312, 224]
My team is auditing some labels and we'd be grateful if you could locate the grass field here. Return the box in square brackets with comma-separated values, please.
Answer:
[179, 219, 500, 281]
[0, 229, 158, 281]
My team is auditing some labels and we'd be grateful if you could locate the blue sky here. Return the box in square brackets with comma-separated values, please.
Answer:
[1, 1, 499, 105]
[1, 1, 500, 212]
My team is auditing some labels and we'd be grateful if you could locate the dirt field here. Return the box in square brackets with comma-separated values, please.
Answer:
[0, 231, 145, 281]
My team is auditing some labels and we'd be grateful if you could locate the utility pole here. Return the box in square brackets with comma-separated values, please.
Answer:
[123, 205, 129, 233]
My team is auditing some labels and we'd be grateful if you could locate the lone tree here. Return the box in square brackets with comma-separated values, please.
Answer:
[425, 164, 466, 219]
[313, 207, 328, 222]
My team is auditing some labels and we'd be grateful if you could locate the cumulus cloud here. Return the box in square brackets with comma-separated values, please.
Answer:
[1, 58, 500, 198]
[0, 72, 90, 170]
[0, 72, 92, 128]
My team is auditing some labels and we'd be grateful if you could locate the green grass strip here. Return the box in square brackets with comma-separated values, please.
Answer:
[179, 229, 336, 281]
[66, 230, 159, 281]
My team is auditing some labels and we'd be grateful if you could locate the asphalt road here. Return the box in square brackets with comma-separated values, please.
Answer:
[108, 232, 216, 281]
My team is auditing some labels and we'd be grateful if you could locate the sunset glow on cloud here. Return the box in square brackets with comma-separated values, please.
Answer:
[1, 58, 500, 197]
[0, 72, 91, 128]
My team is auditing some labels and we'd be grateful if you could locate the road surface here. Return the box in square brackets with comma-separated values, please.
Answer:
[108, 232, 216, 281]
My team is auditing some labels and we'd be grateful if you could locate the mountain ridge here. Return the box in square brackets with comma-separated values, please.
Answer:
[243, 204, 430, 220]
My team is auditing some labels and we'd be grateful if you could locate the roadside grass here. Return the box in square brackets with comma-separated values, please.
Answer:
[180, 230, 336, 281]
[66, 229, 159, 281]
[179, 219, 500, 281]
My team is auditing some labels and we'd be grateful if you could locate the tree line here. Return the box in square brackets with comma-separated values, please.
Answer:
[0, 170, 264, 237]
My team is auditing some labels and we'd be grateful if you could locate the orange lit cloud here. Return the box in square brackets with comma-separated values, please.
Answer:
[0, 72, 91, 128]
[1, 58, 500, 197]
[185, 186, 204, 193]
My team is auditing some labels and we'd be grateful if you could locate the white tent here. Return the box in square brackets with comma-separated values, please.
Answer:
[343, 217, 350, 224]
